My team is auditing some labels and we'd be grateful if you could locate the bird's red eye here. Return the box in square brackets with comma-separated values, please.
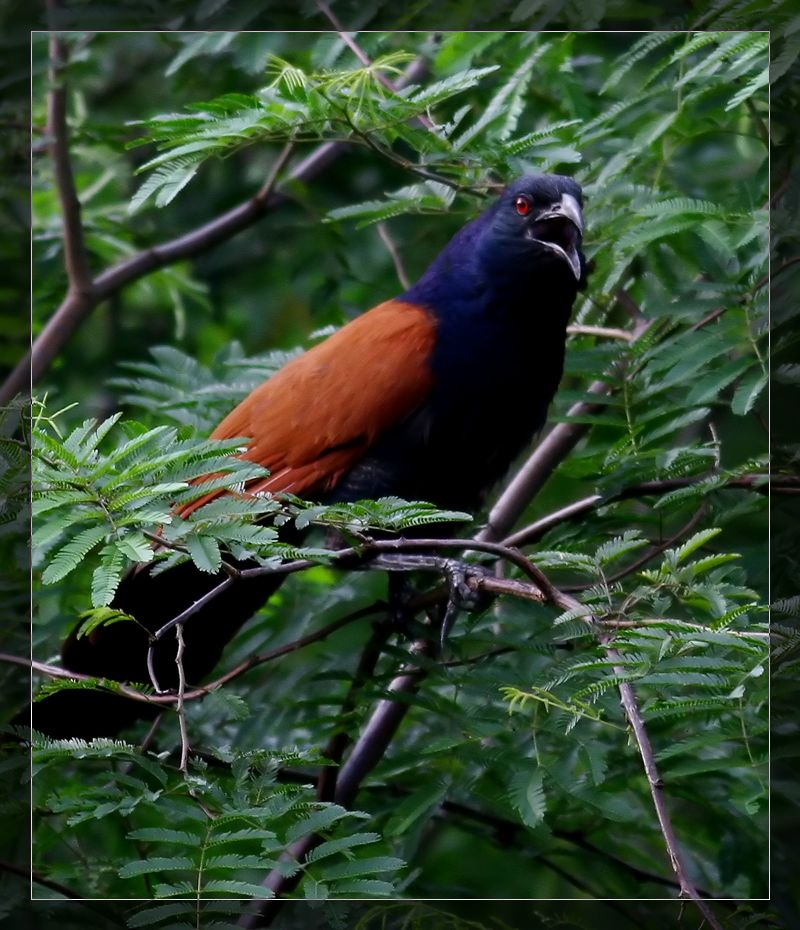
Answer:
[514, 195, 531, 216]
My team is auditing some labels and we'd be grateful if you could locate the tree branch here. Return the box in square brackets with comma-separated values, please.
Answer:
[316, 618, 394, 803]
[480, 316, 654, 542]
[3, 55, 431, 405]
[539, 576, 726, 929]
[0, 856, 82, 900]
[239, 635, 435, 927]
[504, 472, 780, 549]
[174, 622, 190, 775]
[46, 19, 92, 295]
[566, 324, 633, 341]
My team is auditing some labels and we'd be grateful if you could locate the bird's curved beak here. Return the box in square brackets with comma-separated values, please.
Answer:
[527, 193, 583, 280]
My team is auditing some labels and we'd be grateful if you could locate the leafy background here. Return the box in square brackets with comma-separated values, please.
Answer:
[0, 3, 798, 930]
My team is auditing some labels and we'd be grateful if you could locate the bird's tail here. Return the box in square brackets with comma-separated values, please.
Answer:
[29, 558, 285, 739]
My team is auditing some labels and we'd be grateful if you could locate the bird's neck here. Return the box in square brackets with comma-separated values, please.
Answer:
[400, 218, 577, 328]
[402, 257, 575, 334]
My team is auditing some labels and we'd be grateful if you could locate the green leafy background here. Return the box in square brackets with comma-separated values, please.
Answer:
[1, 5, 797, 930]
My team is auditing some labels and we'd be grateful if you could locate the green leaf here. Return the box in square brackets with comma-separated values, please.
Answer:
[199, 880, 275, 898]
[306, 832, 382, 863]
[76, 606, 136, 639]
[318, 856, 405, 881]
[731, 369, 766, 415]
[91, 544, 126, 607]
[127, 828, 198, 845]
[507, 768, 546, 828]
[42, 524, 109, 584]
[674, 528, 722, 563]
[286, 805, 360, 843]
[119, 856, 194, 878]
[329, 878, 395, 896]
[185, 533, 222, 574]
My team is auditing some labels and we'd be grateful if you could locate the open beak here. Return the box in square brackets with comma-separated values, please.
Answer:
[526, 193, 583, 280]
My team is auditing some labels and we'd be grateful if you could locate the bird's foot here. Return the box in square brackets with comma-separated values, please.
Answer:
[439, 559, 492, 649]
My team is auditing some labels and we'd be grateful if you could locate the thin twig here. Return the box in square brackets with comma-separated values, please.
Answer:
[175, 622, 189, 775]
[562, 505, 705, 592]
[607, 647, 722, 929]
[537, 575, 725, 928]
[376, 222, 411, 289]
[146, 577, 234, 692]
[18, 603, 386, 709]
[192, 601, 387, 700]
[567, 324, 633, 341]
[598, 618, 768, 638]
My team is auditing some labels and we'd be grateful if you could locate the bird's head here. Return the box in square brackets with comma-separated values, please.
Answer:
[479, 174, 586, 286]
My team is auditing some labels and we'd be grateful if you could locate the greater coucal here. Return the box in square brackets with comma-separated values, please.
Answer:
[31, 173, 587, 739]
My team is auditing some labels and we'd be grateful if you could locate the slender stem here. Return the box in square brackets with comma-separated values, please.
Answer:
[146, 578, 234, 691]
[376, 222, 411, 290]
[18, 603, 385, 707]
[562, 505, 705, 592]
[567, 324, 633, 341]
[175, 622, 190, 775]
[533, 573, 726, 927]
[607, 648, 723, 929]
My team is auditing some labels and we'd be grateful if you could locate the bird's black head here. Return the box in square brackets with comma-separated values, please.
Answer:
[479, 174, 586, 286]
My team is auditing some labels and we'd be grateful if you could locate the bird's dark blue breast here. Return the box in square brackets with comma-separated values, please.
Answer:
[331, 285, 571, 512]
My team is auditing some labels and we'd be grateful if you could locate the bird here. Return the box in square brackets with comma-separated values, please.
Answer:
[30, 173, 587, 739]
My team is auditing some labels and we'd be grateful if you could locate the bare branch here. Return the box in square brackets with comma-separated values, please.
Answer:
[615, 287, 643, 322]
[240, 636, 435, 927]
[175, 622, 190, 775]
[0, 856, 82, 900]
[17, 604, 383, 710]
[46, 21, 92, 294]
[376, 221, 411, 290]
[194, 601, 386, 699]
[606, 647, 722, 929]
[146, 577, 234, 692]
[534, 575, 726, 928]
[504, 472, 780, 549]
[3, 55, 431, 405]
[567, 324, 633, 341]
[317, 619, 393, 802]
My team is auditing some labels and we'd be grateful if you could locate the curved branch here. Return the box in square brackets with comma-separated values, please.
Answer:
[0, 856, 82, 900]
[2, 55, 431, 405]
[239, 636, 434, 928]
[480, 316, 654, 542]
[504, 472, 780, 549]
